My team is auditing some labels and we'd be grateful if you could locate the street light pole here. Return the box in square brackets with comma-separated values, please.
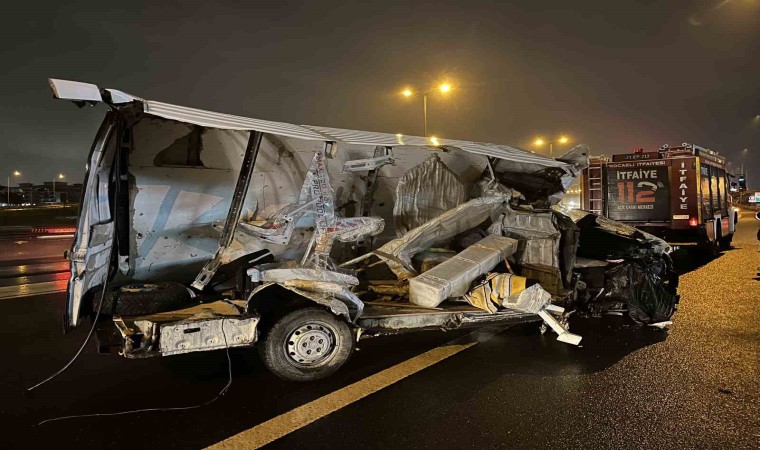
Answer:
[534, 136, 570, 159]
[6, 170, 20, 206]
[53, 173, 64, 203]
[402, 83, 452, 137]
[423, 93, 428, 137]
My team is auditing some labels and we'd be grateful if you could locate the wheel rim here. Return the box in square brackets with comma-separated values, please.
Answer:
[284, 321, 338, 367]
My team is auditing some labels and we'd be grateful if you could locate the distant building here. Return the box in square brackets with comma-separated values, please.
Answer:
[1, 181, 82, 205]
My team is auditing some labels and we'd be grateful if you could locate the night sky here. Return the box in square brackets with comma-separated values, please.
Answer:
[2, 0, 758, 184]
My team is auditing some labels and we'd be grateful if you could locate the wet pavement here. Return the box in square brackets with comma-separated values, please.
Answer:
[1, 216, 758, 449]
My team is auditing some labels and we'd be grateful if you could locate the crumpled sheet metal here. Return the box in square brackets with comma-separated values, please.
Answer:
[249, 267, 359, 286]
[247, 281, 362, 322]
[375, 195, 509, 278]
[461, 276, 580, 345]
[409, 234, 518, 308]
[503, 283, 552, 313]
[463, 273, 529, 313]
[552, 206, 672, 255]
[488, 208, 560, 269]
[471, 178, 517, 199]
[330, 216, 384, 243]
[393, 154, 467, 235]
[462, 273, 551, 314]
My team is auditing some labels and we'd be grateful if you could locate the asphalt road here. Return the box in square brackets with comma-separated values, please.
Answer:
[1, 216, 758, 449]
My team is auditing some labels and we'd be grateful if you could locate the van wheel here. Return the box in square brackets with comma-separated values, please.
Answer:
[93, 282, 194, 316]
[259, 307, 353, 382]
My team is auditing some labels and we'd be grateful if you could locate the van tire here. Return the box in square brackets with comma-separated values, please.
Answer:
[93, 282, 194, 316]
[259, 307, 353, 382]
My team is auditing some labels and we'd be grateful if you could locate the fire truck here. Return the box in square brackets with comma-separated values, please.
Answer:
[581, 143, 738, 251]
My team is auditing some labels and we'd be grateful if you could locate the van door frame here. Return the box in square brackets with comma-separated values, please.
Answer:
[66, 112, 118, 330]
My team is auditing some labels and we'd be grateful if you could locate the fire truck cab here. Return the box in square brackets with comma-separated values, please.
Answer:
[582, 143, 737, 251]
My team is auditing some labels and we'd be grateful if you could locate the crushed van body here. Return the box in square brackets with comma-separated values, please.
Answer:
[50, 78, 679, 381]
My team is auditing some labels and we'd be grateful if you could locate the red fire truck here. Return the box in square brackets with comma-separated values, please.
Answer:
[581, 143, 738, 251]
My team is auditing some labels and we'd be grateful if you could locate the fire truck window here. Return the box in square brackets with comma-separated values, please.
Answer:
[700, 164, 712, 214]
[710, 166, 721, 210]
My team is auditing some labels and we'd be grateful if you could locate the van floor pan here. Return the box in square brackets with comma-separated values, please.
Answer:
[358, 302, 538, 336]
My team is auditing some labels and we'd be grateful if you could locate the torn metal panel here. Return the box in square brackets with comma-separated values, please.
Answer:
[373, 195, 509, 278]
[191, 131, 264, 290]
[249, 266, 359, 286]
[556, 206, 672, 255]
[502, 283, 552, 314]
[489, 208, 561, 269]
[357, 307, 538, 335]
[409, 234, 518, 308]
[538, 309, 582, 345]
[393, 154, 467, 235]
[159, 316, 258, 356]
[463, 273, 528, 313]
[342, 154, 393, 172]
[65, 114, 118, 328]
[246, 280, 362, 322]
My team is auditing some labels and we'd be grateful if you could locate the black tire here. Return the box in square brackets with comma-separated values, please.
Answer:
[259, 307, 353, 382]
[93, 282, 194, 316]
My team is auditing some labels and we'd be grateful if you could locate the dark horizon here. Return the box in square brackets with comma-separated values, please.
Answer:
[1, 0, 758, 185]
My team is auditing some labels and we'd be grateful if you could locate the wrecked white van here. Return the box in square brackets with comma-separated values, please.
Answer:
[51, 79, 679, 381]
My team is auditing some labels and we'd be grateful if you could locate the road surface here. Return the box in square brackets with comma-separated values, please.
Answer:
[1, 216, 758, 449]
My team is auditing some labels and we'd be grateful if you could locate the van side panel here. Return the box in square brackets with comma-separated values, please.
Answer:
[127, 116, 491, 283]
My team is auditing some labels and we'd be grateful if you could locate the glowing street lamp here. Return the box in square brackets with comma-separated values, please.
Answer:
[400, 82, 454, 136]
[7, 170, 21, 206]
[533, 135, 571, 158]
[53, 173, 65, 202]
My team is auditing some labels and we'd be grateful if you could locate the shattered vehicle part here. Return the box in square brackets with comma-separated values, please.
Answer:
[602, 261, 678, 326]
[191, 131, 264, 290]
[464, 273, 529, 313]
[114, 301, 258, 357]
[409, 234, 518, 308]
[159, 316, 258, 356]
[363, 195, 509, 278]
[393, 153, 468, 235]
[49, 78, 679, 381]
[342, 153, 393, 172]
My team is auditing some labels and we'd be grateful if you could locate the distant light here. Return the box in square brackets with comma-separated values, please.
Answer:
[58, 173, 65, 179]
[430, 136, 440, 146]
[402, 89, 413, 97]
[12, 170, 21, 176]
[559, 136, 569, 144]
[439, 83, 452, 94]
[534, 138, 545, 146]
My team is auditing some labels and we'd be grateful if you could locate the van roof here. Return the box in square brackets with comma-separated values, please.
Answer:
[49, 78, 582, 172]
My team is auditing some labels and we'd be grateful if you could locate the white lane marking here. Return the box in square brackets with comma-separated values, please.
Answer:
[208, 328, 504, 450]
[0, 280, 67, 299]
[0, 261, 68, 278]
